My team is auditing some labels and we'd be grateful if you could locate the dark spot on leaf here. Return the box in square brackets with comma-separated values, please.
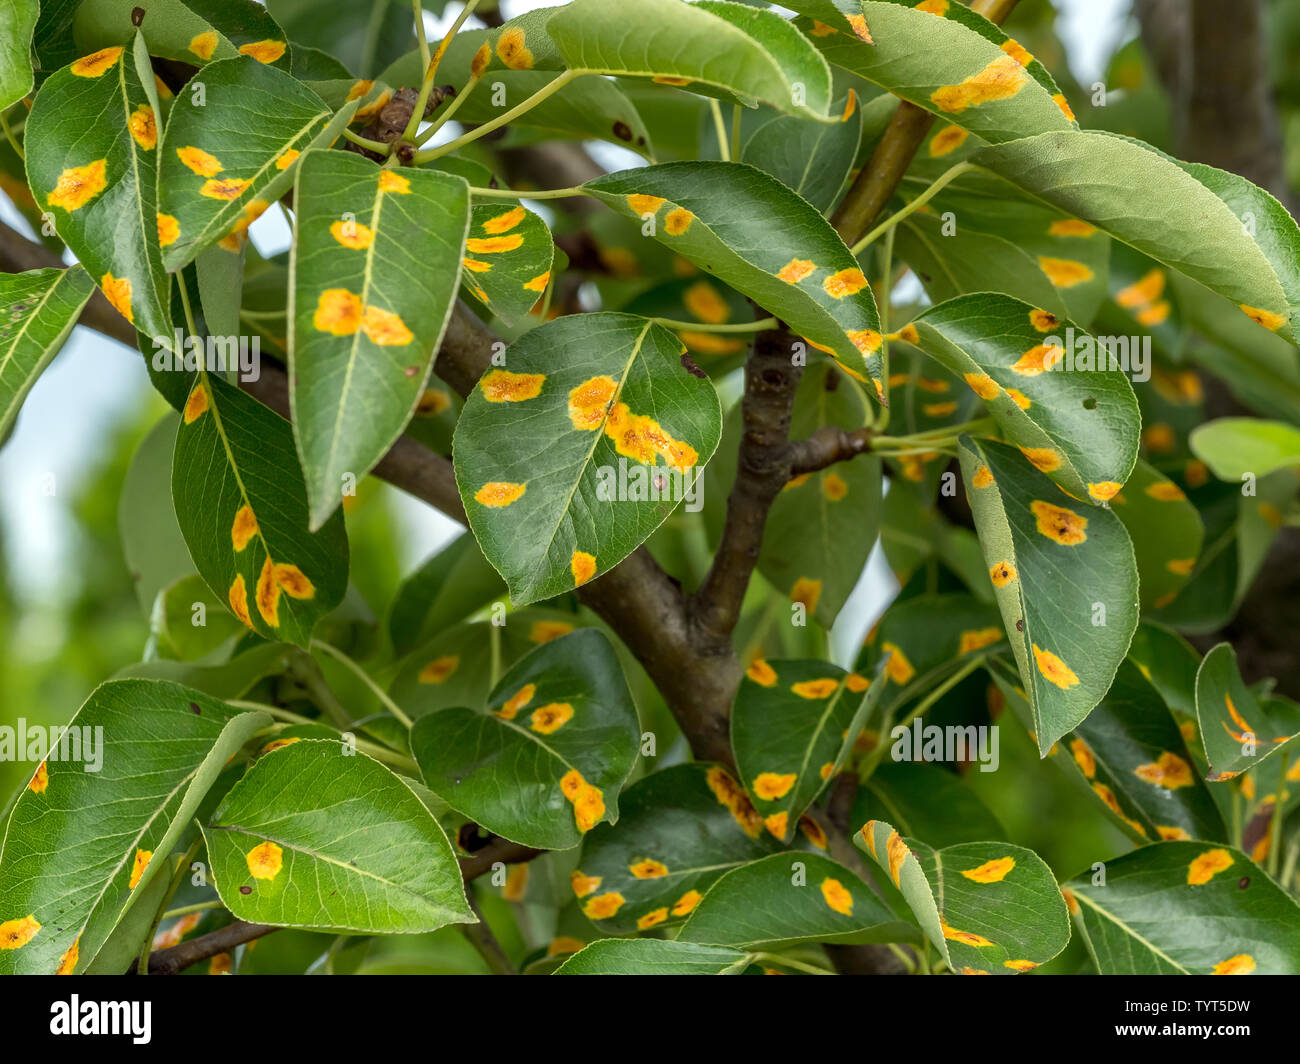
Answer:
[680, 352, 706, 379]
[637, 136, 646, 147]
[612, 121, 633, 142]
[1239, 876, 1250, 889]
[405, 365, 418, 377]
[825, 370, 840, 391]
[1015, 619, 1024, 632]
[239, 886, 252, 895]
[189, 701, 201, 715]
[1082, 397, 1097, 410]
[131, 6, 145, 25]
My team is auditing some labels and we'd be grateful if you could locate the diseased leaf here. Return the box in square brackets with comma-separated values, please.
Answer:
[731, 658, 879, 841]
[855, 820, 1071, 975]
[25, 33, 172, 338]
[957, 436, 1139, 753]
[172, 373, 350, 648]
[1195, 643, 1300, 781]
[119, 412, 194, 612]
[461, 202, 554, 325]
[157, 56, 356, 270]
[203, 740, 473, 933]
[1108, 459, 1204, 612]
[387, 532, 506, 655]
[453, 311, 721, 605]
[290, 150, 470, 528]
[740, 93, 862, 214]
[554, 938, 750, 975]
[1067, 842, 1300, 974]
[0, 266, 94, 439]
[570, 763, 800, 935]
[852, 761, 1006, 848]
[584, 163, 884, 387]
[411, 630, 640, 851]
[911, 292, 1140, 500]
[678, 852, 908, 948]
[0, 680, 268, 975]
[73, 0, 291, 69]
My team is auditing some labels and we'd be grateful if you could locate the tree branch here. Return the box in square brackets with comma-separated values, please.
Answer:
[787, 425, 873, 476]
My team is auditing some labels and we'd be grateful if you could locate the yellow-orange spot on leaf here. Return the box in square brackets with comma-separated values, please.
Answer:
[799, 815, 828, 850]
[1212, 954, 1255, 975]
[915, 0, 949, 14]
[273, 149, 300, 174]
[972, 465, 994, 489]
[571, 550, 597, 587]
[246, 840, 283, 880]
[1000, 38, 1033, 66]
[523, 271, 550, 292]
[529, 702, 573, 734]
[330, 219, 373, 249]
[239, 39, 286, 63]
[777, 258, 815, 284]
[846, 13, 873, 41]
[989, 561, 1017, 587]
[378, 171, 410, 194]
[636, 907, 669, 930]
[924, 401, 958, 418]
[0, 914, 40, 950]
[822, 472, 848, 501]
[71, 47, 122, 77]
[496, 27, 533, 70]
[567, 375, 617, 430]
[419, 655, 459, 685]
[359, 304, 412, 346]
[1155, 825, 1190, 841]
[415, 388, 450, 416]
[930, 124, 969, 157]
[706, 766, 763, 837]
[1061, 887, 1080, 914]
[501, 863, 528, 901]
[483, 206, 527, 236]
[129, 105, 157, 150]
[1033, 645, 1080, 689]
[462, 257, 491, 273]
[228, 574, 251, 626]
[860, 820, 878, 857]
[157, 213, 180, 247]
[823, 268, 867, 299]
[188, 31, 219, 60]
[848, 330, 883, 357]
[1116, 268, 1165, 308]
[1240, 304, 1285, 331]
[129, 849, 152, 889]
[1143, 422, 1175, 454]
[886, 831, 910, 887]
[177, 147, 221, 177]
[1134, 751, 1193, 789]
[559, 769, 605, 833]
[1053, 93, 1075, 120]
[1145, 481, 1186, 502]
[1136, 301, 1171, 327]
[683, 280, 729, 324]
[931, 54, 1028, 113]
[1031, 499, 1088, 545]
[470, 42, 491, 77]
[671, 890, 702, 916]
[678, 330, 743, 355]
[582, 892, 624, 920]
[1049, 218, 1096, 237]
[1004, 388, 1031, 410]
[753, 771, 797, 800]
[664, 207, 694, 235]
[1166, 558, 1195, 575]
[47, 158, 108, 212]
[746, 659, 777, 686]
[231, 505, 258, 552]
[882, 642, 915, 685]
[1067, 738, 1097, 779]
[961, 856, 1015, 883]
[809, 19, 837, 36]
[959, 627, 1002, 654]
[1020, 446, 1061, 473]
[1038, 256, 1093, 288]
[1188, 848, 1234, 885]
[1011, 343, 1062, 376]
[941, 918, 994, 947]
[27, 760, 48, 794]
[100, 272, 133, 324]
[200, 177, 250, 201]
[529, 621, 573, 644]
[821, 877, 854, 916]
[55, 935, 80, 974]
[1087, 481, 1122, 502]
[259, 738, 299, 755]
[791, 678, 838, 700]
[1029, 309, 1059, 333]
[481, 369, 545, 402]
[626, 194, 665, 216]
[1004, 959, 1037, 971]
[466, 234, 523, 254]
[570, 870, 601, 898]
[790, 577, 822, 613]
[762, 811, 789, 840]
[963, 371, 1000, 400]
[629, 858, 668, 879]
[845, 673, 869, 693]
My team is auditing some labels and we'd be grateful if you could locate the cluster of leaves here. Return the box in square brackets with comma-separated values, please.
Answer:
[1, 0, 1299, 976]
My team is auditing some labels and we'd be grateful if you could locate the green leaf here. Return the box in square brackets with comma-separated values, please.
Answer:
[957, 436, 1139, 754]
[1108, 460, 1204, 612]
[0, 680, 268, 975]
[855, 820, 1071, 974]
[740, 93, 862, 214]
[974, 131, 1300, 343]
[268, 0, 414, 77]
[1195, 643, 1300, 781]
[990, 658, 1227, 844]
[0, 0, 37, 110]
[545, 0, 833, 122]
[569, 763, 799, 934]
[911, 293, 1139, 500]
[1067, 842, 1300, 973]
[1190, 418, 1300, 482]
[171, 372, 350, 648]
[0, 266, 94, 439]
[800, 0, 1075, 143]
[554, 938, 750, 975]
[759, 362, 882, 626]
[387, 532, 506, 655]
[73, 0, 291, 69]
[157, 56, 355, 271]
[203, 739, 473, 933]
[289, 150, 469, 528]
[584, 163, 884, 387]
[678, 851, 907, 948]
[119, 412, 194, 613]
[453, 311, 721, 605]
[731, 659, 878, 840]
[411, 629, 640, 850]
[460, 202, 554, 326]
[852, 761, 1006, 848]
[25, 33, 172, 338]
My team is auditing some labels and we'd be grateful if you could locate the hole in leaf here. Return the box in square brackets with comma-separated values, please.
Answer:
[1082, 397, 1097, 410]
